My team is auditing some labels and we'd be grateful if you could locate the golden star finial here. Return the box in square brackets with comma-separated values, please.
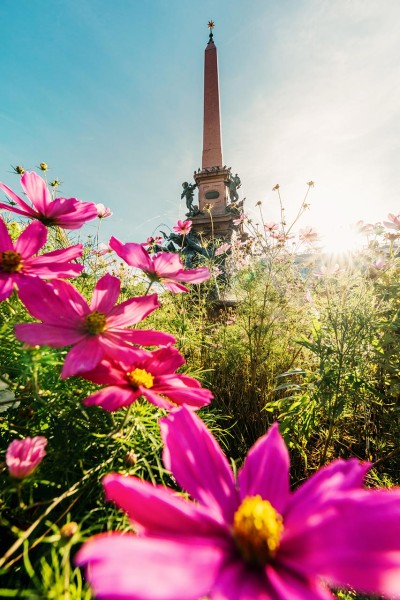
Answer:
[208, 20, 215, 30]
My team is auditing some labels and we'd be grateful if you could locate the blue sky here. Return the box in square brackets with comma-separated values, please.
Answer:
[1, 1, 399, 250]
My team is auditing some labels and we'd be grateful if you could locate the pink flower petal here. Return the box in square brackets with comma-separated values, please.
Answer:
[84, 386, 137, 411]
[49, 278, 89, 318]
[116, 328, 176, 346]
[0, 202, 36, 219]
[238, 423, 290, 514]
[20, 171, 51, 214]
[0, 218, 14, 251]
[15, 323, 85, 347]
[109, 237, 153, 272]
[265, 564, 334, 600]
[107, 293, 159, 328]
[17, 278, 86, 324]
[0, 182, 37, 215]
[281, 490, 400, 597]
[212, 560, 272, 600]
[25, 259, 83, 279]
[141, 346, 184, 374]
[154, 374, 213, 409]
[141, 388, 176, 410]
[103, 473, 227, 538]
[163, 281, 189, 293]
[61, 337, 104, 378]
[79, 359, 128, 386]
[15, 221, 47, 258]
[0, 277, 15, 301]
[284, 459, 370, 530]
[30, 243, 83, 263]
[174, 266, 210, 284]
[48, 200, 98, 229]
[93, 334, 143, 363]
[153, 252, 184, 276]
[76, 533, 225, 600]
[160, 407, 238, 525]
[90, 273, 121, 313]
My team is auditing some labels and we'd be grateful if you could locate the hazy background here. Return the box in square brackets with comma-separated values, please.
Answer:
[1, 0, 399, 249]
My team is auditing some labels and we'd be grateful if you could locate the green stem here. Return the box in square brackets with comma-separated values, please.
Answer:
[144, 281, 153, 295]
[0, 456, 114, 569]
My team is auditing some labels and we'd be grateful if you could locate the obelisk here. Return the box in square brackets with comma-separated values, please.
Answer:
[202, 22, 223, 169]
[193, 22, 233, 236]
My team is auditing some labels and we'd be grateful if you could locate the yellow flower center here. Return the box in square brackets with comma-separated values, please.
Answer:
[1, 251, 22, 273]
[233, 495, 284, 566]
[126, 368, 154, 389]
[84, 311, 107, 335]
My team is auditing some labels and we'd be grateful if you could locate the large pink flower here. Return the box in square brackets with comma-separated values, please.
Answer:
[109, 237, 210, 293]
[6, 436, 47, 479]
[81, 346, 213, 411]
[0, 218, 83, 302]
[0, 171, 98, 229]
[15, 274, 175, 378]
[77, 407, 400, 600]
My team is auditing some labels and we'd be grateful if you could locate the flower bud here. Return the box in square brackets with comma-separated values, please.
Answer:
[124, 451, 137, 467]
[60, 522, 79, 540]
[6, 436, 47, 479]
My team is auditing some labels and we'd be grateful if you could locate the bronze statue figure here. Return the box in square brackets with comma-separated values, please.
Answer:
[181, 181, 200, 217]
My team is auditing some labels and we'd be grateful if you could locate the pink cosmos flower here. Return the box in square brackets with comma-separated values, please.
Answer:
[142, 236, 163, 248]
[81, 346, 213, 411]
[356, 220, 375, 235]
[263, 221, 279, 234]
[15, 274, 175, 378]
[215, 242, 231, 256]
[384, 232, 400, 241]
[96, 203, 113, 219]
[109, 237, 210, 293]
[6, 436, 47, 479]
[371, 257, 388, 271]
[314, 263, 341, 278]
[91, 243, 112, 257]
[299, 226, 319, 244]
[383, 213, 400, 231]
[0, 171, 98, 229]
[271, 231, 294, 244]
[0, 218, 83, 302]
[77, 407, 400, 599]
[173, 220, 192, 235]
[233, 212, 246, 226]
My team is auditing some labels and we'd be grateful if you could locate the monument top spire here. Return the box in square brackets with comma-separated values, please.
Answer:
[207, 20, 215, 44]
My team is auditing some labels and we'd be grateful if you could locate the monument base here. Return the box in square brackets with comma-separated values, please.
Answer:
[190, 212, 237, 241]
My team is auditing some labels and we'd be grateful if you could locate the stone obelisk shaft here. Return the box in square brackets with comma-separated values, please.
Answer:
[202, 39, 223, 168]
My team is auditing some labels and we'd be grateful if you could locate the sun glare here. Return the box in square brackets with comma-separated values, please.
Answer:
[318, 222, 364, 256]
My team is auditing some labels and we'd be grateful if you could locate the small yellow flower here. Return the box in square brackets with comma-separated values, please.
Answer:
[39, 162, 48, 171]
[272, 184, 280, 191]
